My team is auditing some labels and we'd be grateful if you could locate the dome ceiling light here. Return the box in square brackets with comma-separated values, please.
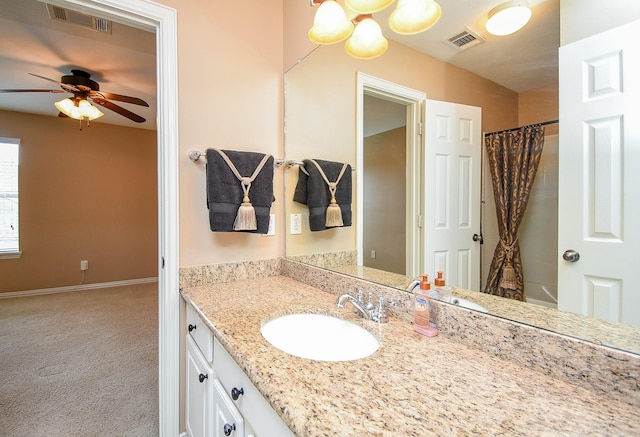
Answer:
[485, 0, 532, 36]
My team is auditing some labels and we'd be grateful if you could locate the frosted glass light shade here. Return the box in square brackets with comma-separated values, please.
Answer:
[55, 98, 83, 120]
[345, 16, 388, 60]
[86, 104, 104, 120]
[485, 1, 531, 36]
[309, 0, 354, 44]
[55, 98, 103, 120]
[346, 0, 394, 14]
[389, 0, 441, 35]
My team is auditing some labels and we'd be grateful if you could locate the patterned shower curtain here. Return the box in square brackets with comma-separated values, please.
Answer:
[484, 125, 545, 301]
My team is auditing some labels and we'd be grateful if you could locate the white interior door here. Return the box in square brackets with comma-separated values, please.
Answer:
[424, 100, 481, 290]
[558, 19, 640, 326]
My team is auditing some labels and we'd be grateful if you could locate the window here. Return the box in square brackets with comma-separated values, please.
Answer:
[0, 138, 20, 258]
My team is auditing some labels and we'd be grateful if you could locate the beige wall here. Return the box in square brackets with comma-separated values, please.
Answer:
[0, 109, 157, 293]
[156, 0, 284, 268]
[363, 127, 406, 274]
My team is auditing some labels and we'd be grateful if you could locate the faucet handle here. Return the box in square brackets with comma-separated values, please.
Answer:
[372, 296, 389, 323]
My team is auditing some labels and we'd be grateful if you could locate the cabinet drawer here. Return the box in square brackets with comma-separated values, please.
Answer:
[212, 378, 244, 437]
[186, 303, 214, 363]
[214, 338, 294, 436]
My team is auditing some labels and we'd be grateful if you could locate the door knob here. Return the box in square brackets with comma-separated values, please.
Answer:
[473, 233, 483, 244]
[562, 250, 580, 262]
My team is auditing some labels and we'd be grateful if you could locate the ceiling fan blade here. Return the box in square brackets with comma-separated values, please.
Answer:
[92, 97, 146, 123]
[29, 73, 79, 93]
[91, 91, 149, 107]
[58, 112, 69, 118]
[0, 89, 67, 94]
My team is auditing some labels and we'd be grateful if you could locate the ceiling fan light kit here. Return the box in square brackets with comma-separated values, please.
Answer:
[309, 0, 441, 59]
[485, 0, 532, 36]
[0, 69, 148, 128]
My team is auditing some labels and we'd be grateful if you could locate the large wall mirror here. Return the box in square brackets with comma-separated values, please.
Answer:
[284, 0, 640, 356]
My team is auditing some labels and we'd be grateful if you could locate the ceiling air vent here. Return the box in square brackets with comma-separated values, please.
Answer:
[45, 4, 112, 34]
[444, 28, 485, 51]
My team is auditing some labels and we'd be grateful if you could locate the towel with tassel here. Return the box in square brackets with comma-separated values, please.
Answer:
[293, 158, 352, 231]
[206, 148, 274, 234]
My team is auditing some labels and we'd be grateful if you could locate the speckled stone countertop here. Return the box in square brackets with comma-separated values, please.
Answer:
[182, 275, 640, 437]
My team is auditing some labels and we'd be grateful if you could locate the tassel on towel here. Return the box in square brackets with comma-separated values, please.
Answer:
[293, 158, 352, 231]
[213, 151, 271, 231]
[206, 149, 274, 233]
[308, 160, 348, 227]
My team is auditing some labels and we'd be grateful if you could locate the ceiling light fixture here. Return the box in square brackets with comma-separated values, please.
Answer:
[345, 14, 388, 59]
[309, 0, 354, 44]
[55, 97, 104, 130]
[485, 0, 531, 36]
[346, 0, 395, 14]
[309, 0, 441, 59]
[389, 0, 442, 35]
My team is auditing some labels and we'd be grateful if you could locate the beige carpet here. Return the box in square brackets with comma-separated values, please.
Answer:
[0, 283, 159, 436]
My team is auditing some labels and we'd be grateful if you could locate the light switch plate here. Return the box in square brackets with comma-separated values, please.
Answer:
[265, 214, 275, 236]
[290, 213, 302, 235]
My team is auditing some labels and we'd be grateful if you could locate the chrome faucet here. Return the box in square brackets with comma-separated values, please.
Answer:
[336, 293, 388, 323]
[406, 279, 421, 292]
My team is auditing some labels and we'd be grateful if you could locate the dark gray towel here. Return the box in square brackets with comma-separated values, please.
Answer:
[293, 158, 352, 231]
[206, 149, 274, 234]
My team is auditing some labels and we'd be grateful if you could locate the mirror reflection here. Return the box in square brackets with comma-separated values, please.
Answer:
[284, 5, 640, 355]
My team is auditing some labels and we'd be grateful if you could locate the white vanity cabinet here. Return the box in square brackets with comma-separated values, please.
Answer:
[185, 303, 293, 437]
[214, 337, 294, 437]
[185, 304, 215, 437]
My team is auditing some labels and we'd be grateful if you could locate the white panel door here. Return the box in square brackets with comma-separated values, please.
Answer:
[558, 19, 640, 326]
[424, 100, 481, 290]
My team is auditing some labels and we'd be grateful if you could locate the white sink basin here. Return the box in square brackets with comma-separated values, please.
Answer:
[261, 313, 379, 362]
[451, 297, 488, 313]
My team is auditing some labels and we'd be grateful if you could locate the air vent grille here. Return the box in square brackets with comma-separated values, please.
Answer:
[444, 28, 485, 51]
[45, 4, 112, 34]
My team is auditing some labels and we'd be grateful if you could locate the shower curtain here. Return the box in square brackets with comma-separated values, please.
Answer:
[484, 125, 545, 301]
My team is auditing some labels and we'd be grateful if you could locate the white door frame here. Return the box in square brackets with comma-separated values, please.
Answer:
[53, 0, 180, 435]
[356, 72, 425, 277]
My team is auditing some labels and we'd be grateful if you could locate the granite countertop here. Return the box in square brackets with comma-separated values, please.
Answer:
[182, 275, 640, 437]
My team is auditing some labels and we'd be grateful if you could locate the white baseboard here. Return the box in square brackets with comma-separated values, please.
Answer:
[0, 277, 158, 299]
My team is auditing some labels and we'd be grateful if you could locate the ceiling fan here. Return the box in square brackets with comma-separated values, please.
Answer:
[0, 69, 149, 123]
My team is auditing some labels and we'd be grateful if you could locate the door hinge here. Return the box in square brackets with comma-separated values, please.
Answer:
[418, 121, 423, 135]
[161, 256, 165, 269]
[418, 214, 423, 228]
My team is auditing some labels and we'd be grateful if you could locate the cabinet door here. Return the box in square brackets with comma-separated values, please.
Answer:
[186, 336, 213, 437]
[212, 378, 244, 437]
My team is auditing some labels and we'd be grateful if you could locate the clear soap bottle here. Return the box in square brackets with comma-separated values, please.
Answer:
[433, 271, 452, 303]
[414, 274, 438, 337]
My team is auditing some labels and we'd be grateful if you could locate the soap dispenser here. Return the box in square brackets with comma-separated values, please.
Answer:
[413, 274, 438, 337]
[433, 271, 452, 302]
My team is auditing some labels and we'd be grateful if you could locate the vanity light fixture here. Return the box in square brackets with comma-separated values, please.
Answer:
[309, 0, 441, 59]
[308, 0, 354, 44]
[345, 14, 388, 59]
[346, 0, 395, 14]
[485, 0, 532, 36]
[389, 0, 442, 35]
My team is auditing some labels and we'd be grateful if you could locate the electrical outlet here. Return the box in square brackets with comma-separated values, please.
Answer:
[290, 213, 302, 235]
[80, 260, 89, 271]
[370, 250, 376, 259]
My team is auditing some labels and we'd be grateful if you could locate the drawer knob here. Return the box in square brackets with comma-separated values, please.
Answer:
[188, 324, 197, 332]
[198, 373, 208, 383]
[231, 387, 244, 400]
[223, 423, 236, 436]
